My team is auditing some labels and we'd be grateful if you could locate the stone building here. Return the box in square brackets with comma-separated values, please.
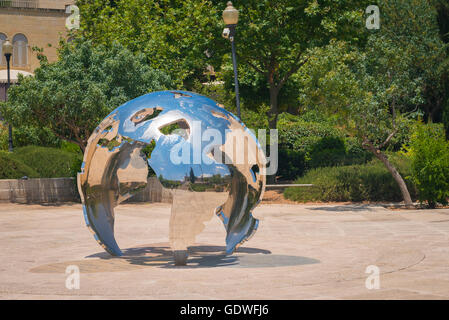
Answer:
[0, 0, 74, 99]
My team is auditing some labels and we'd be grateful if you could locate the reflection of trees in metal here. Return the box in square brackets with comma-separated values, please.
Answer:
[78, 91, 266, 263]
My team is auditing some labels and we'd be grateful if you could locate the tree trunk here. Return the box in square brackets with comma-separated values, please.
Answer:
[364, 143, 414, 208]
[268, 85, 279, 129]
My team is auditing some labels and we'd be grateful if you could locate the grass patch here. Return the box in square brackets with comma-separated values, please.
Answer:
[0, 151, 39, 179]
[11, 146, 83, 178]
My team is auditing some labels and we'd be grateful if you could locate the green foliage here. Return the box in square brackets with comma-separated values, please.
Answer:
[404, 122, 449, 207]
[383, 0, 448, 127]
[277, 148, 306, 181]
[0, 151, 38, 179]
[0, 122, 61, 151]
[11, 146, 83, 178]
[276, 136, 373, 180]
[1, 38, 172, 151]
[60, 140, 82, 155]
[77, 0, 223, 86]
[230, 0, 368, 126]
[191, 80, 235, 109]
[74, 0, 449, 136]
[345, 137, 373, 164]
[297, 39, 419, 148]
[141, 140, 156, 177]
[277, 112, 344, 152]
[284, 156, 417, 202]
[291, 0, 446, 205]
[240, 104, 270, 132]
[77, 0, 369, 126]
[433, 0, 449, 136]
[277, 113, 342, 179]
[308, 137, 373, 169]
[275, 111, 373, 179]
[297, 0, 445, 146]
[308, 136, 346, 168]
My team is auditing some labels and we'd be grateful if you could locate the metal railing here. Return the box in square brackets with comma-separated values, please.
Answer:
[0, 0, 38, 8]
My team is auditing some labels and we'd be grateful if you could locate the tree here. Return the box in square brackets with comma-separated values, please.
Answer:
[77, 0, 223, 88]
[383, 0, 448, 126]
[77, 0, 368, 128]
[432, 0, 449, 136]
[295, 0, 447, 208]
[1, 38, 172, 152]
[296, 39, 419, 207]
[229, 0, 368, 128]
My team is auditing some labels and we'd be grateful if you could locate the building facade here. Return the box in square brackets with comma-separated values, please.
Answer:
[0, 0, 74, 73]
[0, 0, 73, 99]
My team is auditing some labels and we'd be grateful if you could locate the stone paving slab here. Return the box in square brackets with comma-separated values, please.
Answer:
[0, 202, 448, 299]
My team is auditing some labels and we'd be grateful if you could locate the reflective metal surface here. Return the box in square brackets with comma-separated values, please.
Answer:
[78, 91, 266, 260]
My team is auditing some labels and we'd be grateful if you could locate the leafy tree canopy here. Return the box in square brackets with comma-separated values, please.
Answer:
[294, 0, 447, 207]
[1, 39, 172, 151]
[76, 0, 370, 127]
[77, 0, 223, 87]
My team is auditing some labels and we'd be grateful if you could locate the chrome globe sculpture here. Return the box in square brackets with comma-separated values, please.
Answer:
[78, 91, 266, 265]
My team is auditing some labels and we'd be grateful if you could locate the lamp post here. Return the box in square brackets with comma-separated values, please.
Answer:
[222, 1, 240, 118]
[2, 38, 13, 152]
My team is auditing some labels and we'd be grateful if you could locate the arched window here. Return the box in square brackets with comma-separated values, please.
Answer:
[12, 33, 28, 67]
[0, 33, 6, 66]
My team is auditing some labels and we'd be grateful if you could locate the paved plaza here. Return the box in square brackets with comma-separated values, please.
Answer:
[1, 202, 449, 299]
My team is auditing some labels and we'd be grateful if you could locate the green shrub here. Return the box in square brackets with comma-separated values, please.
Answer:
[284, 156, 417, 202]
[0, 151, 38, 179]
[345, 137, 373, 165]
[308, 136, 347, 168]
[60, 141, 82, 154]
[0, 124, 61, 151]
[277, 148, 306, 180]
[277, 113, 372, 177]
[405, 122, 449, 207]
[11, 146, 83, 178]
[278, 114, 344, 152]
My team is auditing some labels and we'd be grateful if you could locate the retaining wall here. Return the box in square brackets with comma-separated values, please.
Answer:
[0, 177, 170, 204]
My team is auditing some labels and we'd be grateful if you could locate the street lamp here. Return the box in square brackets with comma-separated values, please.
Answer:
[2, 38, 13, 152]
[222, 1, 241, 118]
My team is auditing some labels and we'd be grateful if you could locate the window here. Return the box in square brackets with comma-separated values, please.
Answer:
[12, 33, 28, 67]
[0, 33, 6, 66]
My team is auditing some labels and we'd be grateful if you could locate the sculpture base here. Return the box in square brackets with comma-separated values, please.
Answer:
[173, 250, 188, 266]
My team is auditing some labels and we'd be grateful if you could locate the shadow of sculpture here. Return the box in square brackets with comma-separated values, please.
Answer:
[30, 244, 319, 273]
[307, 204, 376, 212]
[86, 244, 319, 269]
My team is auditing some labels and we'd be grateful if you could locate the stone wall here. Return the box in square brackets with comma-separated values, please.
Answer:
[0, 177, 79, 203]
[0, 177, 171, 204]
